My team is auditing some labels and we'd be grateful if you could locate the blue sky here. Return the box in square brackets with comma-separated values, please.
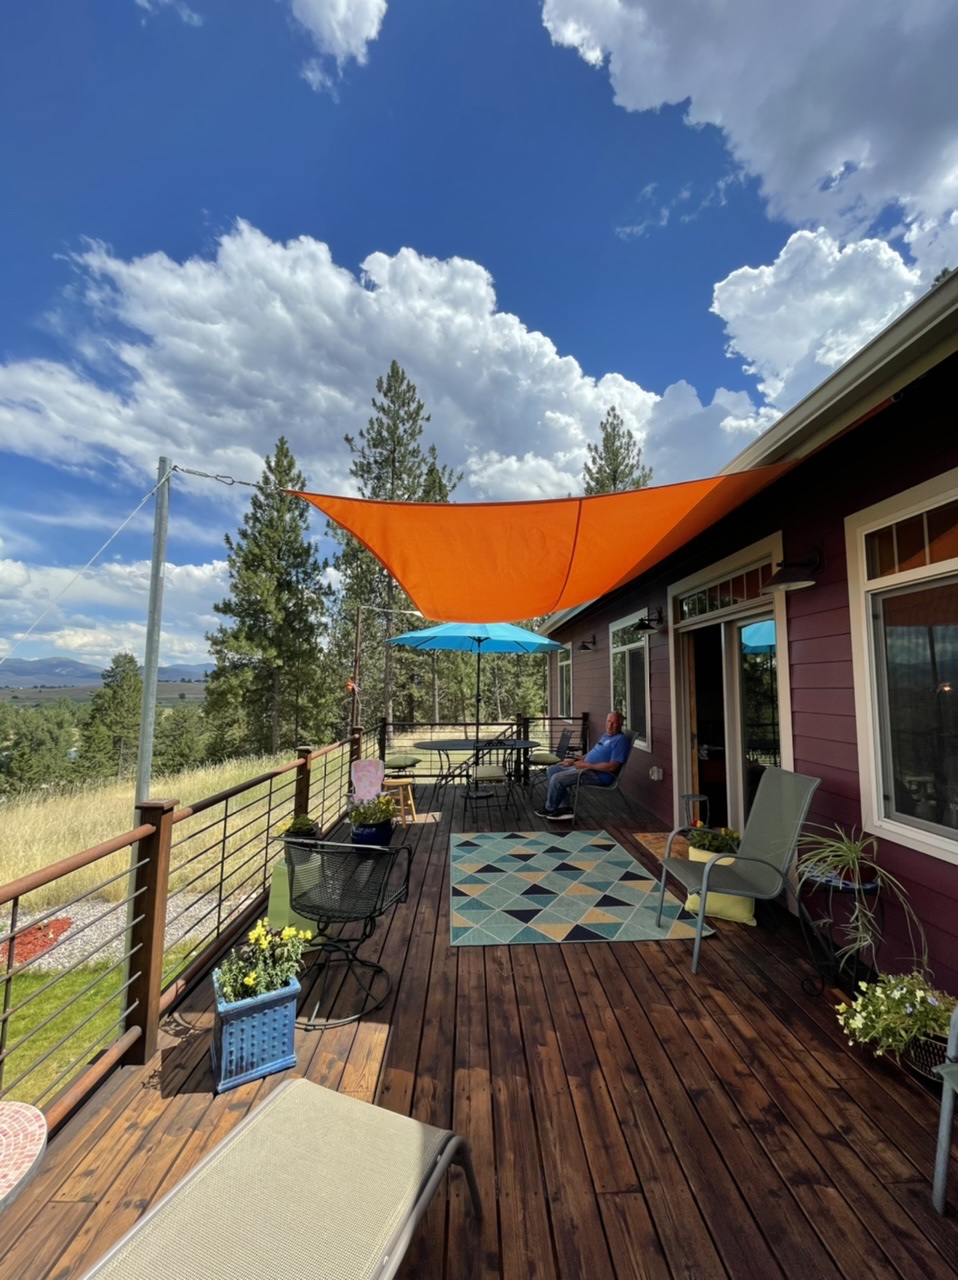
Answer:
[1, 0, 955, 667]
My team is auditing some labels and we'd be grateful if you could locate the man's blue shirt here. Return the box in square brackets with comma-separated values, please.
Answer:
[582, 732, 630, 785]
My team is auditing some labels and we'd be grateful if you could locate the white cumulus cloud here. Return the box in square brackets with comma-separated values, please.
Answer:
[542, 0, 958, 277]
[0, 222, 665, 503]
[711, 227, 922, 416]
[289, 0, 387, 92]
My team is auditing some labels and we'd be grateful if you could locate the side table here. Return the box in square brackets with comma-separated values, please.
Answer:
[0, 1100, 47, 1212]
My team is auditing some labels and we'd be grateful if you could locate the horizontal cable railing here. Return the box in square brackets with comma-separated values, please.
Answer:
[1, 719, 553, 1125]
[0, 742, 355, 1124]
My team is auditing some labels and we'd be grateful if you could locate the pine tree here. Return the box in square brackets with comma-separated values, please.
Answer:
[330, 362, 461, 735]
[582, 406, 652, 495]
[78, 653, 143, 780]
[206, 437, 330, 756]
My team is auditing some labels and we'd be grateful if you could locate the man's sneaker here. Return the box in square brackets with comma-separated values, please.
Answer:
[534, 806, 555, 819]
[551, 808, 574, 821]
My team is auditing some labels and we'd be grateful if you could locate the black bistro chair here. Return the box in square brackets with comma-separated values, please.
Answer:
[284, 837, 413, 1029]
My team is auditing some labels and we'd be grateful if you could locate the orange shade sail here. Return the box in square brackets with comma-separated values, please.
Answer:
[291, 463, 790, 623]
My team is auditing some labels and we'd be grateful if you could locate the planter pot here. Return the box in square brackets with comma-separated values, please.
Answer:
[901, 1033, 948, 1083]
[350, 820, 393, 846]
[210, 972, 299, 1093]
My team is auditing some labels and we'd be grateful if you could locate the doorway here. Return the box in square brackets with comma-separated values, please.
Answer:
[684, 616, 781, 831]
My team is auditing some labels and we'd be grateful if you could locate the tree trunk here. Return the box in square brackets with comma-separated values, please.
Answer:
[271, 668, 281, 753]
[383, 580, 395, 747]
[432, 652, 439, 722]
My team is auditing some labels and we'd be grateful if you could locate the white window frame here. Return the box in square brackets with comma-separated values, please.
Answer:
[556, 645, 572, 719]
[608, 612, 652, 752]
[846, 466, 958, 866]
[667, 534, 794, 832]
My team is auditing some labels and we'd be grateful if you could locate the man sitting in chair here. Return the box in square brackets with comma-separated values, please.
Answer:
[535, 711, 629, 821]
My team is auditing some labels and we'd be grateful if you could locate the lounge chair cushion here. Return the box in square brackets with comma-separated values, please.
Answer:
[683, 844, 756, 926]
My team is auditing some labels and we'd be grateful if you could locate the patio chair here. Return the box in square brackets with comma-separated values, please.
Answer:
[78, 1077, 481, 1280]
[655, 766, 821, 973]
[471, 742, 518, 822]
[933, 1002, 958, 1213]
[350, 757, 386, 802]
[285, 838, 413, 1028]
[560, 728, 637, 824]
[528, 727, 573, 792]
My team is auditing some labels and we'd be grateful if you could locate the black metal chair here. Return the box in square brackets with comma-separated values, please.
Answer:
[284, 838, 413, 1029]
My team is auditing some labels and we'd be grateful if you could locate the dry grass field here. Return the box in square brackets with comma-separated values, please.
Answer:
[0, 753, 297, 910]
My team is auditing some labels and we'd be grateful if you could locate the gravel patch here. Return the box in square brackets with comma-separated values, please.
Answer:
[6, 892, 258, 973]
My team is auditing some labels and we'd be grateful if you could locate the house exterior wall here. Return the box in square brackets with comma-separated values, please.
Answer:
[551, 353, 958, 989]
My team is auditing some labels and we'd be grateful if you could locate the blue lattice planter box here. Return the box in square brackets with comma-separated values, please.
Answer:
[210, 973, 300, 1093]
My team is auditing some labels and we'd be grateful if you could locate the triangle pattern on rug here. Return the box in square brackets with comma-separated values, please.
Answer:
[450, 830, 715, 948]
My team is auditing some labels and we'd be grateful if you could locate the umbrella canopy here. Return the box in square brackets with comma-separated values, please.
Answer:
[388, 622, 562, 747]
[741, 620, 776, 654]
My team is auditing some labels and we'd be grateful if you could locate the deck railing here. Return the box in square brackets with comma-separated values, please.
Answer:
[0, 735, 365, 1125]
[0, 715, 581, 1127]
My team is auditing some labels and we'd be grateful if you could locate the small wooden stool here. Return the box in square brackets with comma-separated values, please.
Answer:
[383, 777, 417, 825]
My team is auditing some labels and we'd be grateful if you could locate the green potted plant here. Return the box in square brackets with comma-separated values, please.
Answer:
[686, 821, 740, 855]
[797, 825, 928, 973]
[279, 812, 319, 838]
[211, 917, 313, 1092]
[836, 971, 957, 1078]
[348, 794, 396, 846]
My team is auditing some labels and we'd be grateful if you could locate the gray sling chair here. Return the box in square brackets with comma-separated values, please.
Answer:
[933, 1003, 958, 1213]
[655, 766, 821, 973]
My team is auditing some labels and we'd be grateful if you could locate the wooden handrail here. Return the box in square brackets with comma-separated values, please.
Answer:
[0, 825, 155, 907]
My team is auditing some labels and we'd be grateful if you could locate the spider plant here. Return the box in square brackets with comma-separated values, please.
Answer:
[797, 825, 928, 973]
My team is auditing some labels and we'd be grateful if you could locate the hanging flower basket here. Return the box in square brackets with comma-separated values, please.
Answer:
[210, 971, 300, 1093]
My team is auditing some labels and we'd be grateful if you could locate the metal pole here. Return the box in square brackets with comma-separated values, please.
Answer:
[350, 604, 362, 733]
[135, 456, 172, 805]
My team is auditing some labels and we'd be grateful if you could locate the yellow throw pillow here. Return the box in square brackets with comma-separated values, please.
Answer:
[684, 844, 756, 926]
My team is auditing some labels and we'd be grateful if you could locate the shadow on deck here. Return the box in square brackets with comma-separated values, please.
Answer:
[2, 778, 957, 1278]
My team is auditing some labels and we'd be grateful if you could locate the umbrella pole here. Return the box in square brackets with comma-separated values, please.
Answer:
[475, 645, 483, 752]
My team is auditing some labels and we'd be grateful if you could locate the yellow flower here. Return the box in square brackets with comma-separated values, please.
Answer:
[243, 973, 257, 987]
[281, 926, 297, 940]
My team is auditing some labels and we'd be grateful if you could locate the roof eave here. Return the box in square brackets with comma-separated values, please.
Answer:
[720, 272, 958, 474]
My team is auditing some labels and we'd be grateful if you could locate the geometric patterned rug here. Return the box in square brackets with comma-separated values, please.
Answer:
[450, 830, 713, 946]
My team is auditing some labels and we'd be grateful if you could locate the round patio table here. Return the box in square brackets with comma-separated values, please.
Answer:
[0, 1101, 47, 1211]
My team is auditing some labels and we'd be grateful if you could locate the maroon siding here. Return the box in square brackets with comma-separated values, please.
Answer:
[552, 352, 958, 990]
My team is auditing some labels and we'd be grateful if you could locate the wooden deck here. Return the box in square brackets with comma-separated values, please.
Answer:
[2, 779, 957, 1279]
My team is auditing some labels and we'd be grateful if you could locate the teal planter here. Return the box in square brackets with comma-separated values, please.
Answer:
[210, 972, 299, 1093]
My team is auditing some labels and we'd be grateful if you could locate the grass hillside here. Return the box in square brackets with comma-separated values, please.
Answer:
[0, 753, 297, 908]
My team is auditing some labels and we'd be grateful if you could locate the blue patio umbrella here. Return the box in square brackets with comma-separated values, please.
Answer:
[741, 620, 776, 654]
[388, 621, 563, 748]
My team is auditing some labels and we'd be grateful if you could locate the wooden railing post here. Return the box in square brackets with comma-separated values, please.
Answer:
[294, 746, 313, 817]
[520, 715, 531, 784]
[377, 718, 387, 760]
[124, 798, 176, 1066]
[580, 711, 589, 753]
[350, 727, 362, 764]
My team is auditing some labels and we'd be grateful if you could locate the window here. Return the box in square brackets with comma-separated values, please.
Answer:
[610, 616, 649, 749]
[872, 578, 958, 839]
[848, 470, 958, 862]
[557, 646, 572, 718]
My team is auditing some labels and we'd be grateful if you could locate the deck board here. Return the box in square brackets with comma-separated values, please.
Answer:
[2, 778, 957, 1280]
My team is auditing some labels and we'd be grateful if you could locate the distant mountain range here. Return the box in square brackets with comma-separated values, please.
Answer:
[0, 658, 212, 689]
